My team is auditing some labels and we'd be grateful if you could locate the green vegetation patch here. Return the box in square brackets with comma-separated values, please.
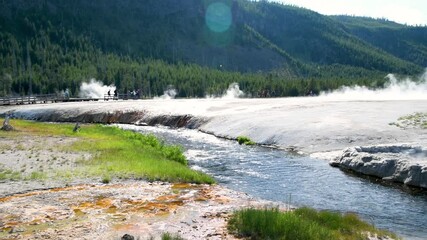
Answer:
[28, 171, 47, 180]
[0, 169, 21, 181]
[390, 112, 427, 129]
[160, 232, 185, 240]
[237, 136, 256, 146]
[0, 119, 214, 184]
[228, 207, 398, 240]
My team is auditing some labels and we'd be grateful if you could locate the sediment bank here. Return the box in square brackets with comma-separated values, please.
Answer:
[1, 98, 426, 188]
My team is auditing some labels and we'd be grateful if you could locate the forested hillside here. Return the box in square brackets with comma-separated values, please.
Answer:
[0, 0, 425, 97]
[333, 16, 427, 67]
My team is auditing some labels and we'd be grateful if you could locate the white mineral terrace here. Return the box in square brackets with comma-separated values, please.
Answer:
[1, 97, 427, 187]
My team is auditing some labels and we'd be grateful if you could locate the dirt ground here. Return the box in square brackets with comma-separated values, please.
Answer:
[0, 134, 274, 240]
[0, 136, 92, 196]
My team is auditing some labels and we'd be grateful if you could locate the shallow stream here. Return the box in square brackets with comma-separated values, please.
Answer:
[120, 124, 427, 240]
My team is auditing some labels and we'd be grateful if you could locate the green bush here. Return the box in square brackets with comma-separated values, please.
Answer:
[237, 136, 256, 145]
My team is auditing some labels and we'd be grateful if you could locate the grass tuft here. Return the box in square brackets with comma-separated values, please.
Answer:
[28, 171, 47, 180]
[101, 174, 111, 184]
[161, 232, 185, 240]
[228, 207, 399, 240]
[0, 169, 21, 181]
[237, 136, 256, 145]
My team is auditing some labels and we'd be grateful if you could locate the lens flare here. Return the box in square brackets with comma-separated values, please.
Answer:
[205, 2, 232, 33]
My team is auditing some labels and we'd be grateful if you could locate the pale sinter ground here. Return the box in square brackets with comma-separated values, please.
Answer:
[0, 132, 276, 240]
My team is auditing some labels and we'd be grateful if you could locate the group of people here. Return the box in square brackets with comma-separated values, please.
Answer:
[106, 89, 140, 100]
[107, 89, 118, 98]
[128, 89, 141, 99]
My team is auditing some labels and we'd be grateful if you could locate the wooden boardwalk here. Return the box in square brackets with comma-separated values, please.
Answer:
[0, 93, 142, 106]
[0, 94, 101, 106]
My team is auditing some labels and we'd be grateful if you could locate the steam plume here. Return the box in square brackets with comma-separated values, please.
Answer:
[79, 79, 115, 99]
[207, 82, 245, 99]
[154, 85, 177, 100]
[320, 70, 427, 100]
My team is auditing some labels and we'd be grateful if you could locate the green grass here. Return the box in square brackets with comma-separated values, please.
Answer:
[27, 171, 47, 180]
[237, 136, 256, 146]
[101, 174, 112, 184]
[0, 169, 21, 181]
[228, 207, 399, 240]
[161, 232, 185, 240]
[0, 119, 215, 184]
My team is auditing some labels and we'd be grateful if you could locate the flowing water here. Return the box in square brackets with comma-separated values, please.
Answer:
[119, 124, 427, 240]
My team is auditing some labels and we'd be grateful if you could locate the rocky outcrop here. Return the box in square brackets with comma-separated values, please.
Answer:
[330, 145, 427, 188]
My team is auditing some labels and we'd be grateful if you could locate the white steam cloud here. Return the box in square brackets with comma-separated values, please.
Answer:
[207, 82, 245, 99]
[154, 85, 177, 100]
[79, 79, 116, 99]
[320, 70, 427, 100]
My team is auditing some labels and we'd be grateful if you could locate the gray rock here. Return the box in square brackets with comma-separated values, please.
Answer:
[121, 234, 135, 240]
[330, 144, 427, 189]
[1, 116, 13, 131]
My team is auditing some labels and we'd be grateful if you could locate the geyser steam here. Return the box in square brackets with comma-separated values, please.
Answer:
[320, 70, 427, 100]
[155, 85, 177, 100]
[207, 82, 245, 99]
[79, 79, 116, 99]
[223, 82, 244, 99]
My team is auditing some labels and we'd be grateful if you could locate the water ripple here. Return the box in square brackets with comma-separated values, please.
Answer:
[118, 124, 427, 240]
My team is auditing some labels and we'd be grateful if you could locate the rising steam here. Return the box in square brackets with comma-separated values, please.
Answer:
[320, 70, 427, 100]
[79, 79, 116, 99]
[207, 82, 245, 99]
[223, 82, 244, 99]
[154, 85, 177, 100]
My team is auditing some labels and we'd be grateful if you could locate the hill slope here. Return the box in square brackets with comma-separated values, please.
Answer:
[0, 0, 425, 97]
[333, 15, 427, 67]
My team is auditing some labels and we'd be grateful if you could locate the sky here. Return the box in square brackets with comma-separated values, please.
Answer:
[275, 0, 427, 26]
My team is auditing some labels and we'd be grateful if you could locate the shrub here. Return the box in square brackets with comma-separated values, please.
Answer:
[237, 136, 255, 145]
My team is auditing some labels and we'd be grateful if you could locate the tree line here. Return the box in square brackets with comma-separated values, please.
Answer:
[0, 25, 389, 98]
[3, 0, 415, 98]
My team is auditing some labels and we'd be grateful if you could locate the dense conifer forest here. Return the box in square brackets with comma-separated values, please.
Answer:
[0, 0, 426, 97]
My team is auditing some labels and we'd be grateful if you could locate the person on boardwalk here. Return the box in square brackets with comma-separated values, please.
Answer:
[114, 89, 118, 100]
[136, 89, 141, 99]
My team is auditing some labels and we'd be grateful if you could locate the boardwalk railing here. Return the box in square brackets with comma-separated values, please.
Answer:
[0, 94, 58, 106]
[1, 93, 142, 106]
[0, 94, 87, 106]
[104, 93, 141, 101]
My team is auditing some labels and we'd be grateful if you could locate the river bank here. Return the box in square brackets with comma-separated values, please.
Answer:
[1, 97, 426, 188]
[0, 109, 420, 239]
[0, 120, 275, 239]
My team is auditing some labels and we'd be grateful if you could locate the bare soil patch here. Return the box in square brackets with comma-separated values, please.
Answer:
[0, 133, 273, 240]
